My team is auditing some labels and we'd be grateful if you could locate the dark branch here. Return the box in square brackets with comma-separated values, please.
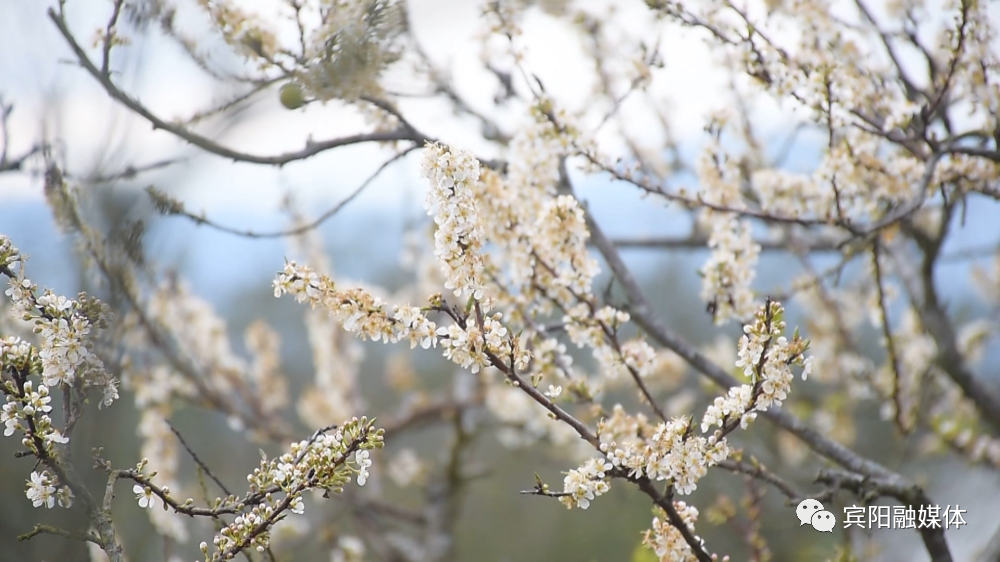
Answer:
[48, 7, 433, 167]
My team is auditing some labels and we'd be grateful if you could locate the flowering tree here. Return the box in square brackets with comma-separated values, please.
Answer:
[2, 0, 999, 561]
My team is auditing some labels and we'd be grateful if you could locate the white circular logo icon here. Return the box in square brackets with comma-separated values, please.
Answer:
[796, 499, 837, 532]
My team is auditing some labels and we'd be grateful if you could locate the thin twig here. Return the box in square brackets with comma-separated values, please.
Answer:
[165, 420, 232, 496]
[871, 239, 910, 434]
[153, 147, 416, 238]
[716, 459, 802, 504]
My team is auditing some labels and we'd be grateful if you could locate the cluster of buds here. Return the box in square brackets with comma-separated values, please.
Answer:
[200, 417, 383, 561]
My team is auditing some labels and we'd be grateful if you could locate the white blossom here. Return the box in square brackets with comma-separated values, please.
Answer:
[26, 471, 57, 509]
[134, 484, 158, 509]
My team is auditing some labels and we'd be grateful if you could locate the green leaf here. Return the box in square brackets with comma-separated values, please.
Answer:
[631, 542, 658, 562]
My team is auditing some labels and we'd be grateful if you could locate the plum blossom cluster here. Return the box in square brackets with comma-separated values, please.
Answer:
[467, 105, 586, 310]
[506, 103, 574, 200]
[702, 301, 812, 433]
[597, 405, 653, 451]
[558, 414, 730, 511]
[527, 336, 578, 382]
[564, 303, 664, 387]
[734, 301, 813, 409]
[420, 117, 639, 402]
[599, 338, 662, 382]
[33, 291, 111, 390]
[1, 235, 116, 407]
[699, 385, 755, 433]
[200, 417, 383, 562]
[696, 127, 761, 326]
[275, 145, 539, 381]
[0, 237, 99, 519]
[563, 303, 619, 349]
[1, 339, 39, 435]
[0, 237, 117, 465]
[25, 469, 73, 509]
[3, 377, 69, 454]
[699, 213, 761, 326]
[203, 509, 271, 559]
[274, 263, 531, 380]
[0, 235, 18, 268]
[274, 261, 437, 349]
[642, 502, 706, 562]
[533, 195, 601, 298]
[437, 313, 517, 374]
[605, 416, 731, 496]
[559, 301, 810, 513]
[559, 457, 612, 510]
[1, 357, 76, 510]
[249, 417, 383, 497]
[422, 142, 488, 301]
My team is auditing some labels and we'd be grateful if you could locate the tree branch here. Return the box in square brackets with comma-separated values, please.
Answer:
[900, 222, 1000, 434]
[18, 524, 100, 545]
[816, 468, 953, 562]
[148, 147, 416, 238]
[48, 7, 432, 167]
[609, 231, 844, 252]
[716, 458, 802, 503]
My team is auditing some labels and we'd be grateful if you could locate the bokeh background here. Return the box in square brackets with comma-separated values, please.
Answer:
[2, 0, 1000, 561]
